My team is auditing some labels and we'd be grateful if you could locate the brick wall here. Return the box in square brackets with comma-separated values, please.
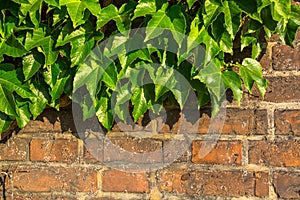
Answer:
[0, 32, 300, 200]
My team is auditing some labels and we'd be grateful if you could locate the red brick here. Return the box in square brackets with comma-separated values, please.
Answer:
[253, 110, 268, 134]
[103, 137, 163, 164]
[83, 137, 104, 163]
[102, 170, 149, 193]
[197, 108, 267, 135]
[30, 138, 78, 162]
[157, 169, 266, 197]
[272, 44, 300, 71]
[0, 138, 28, 161]
[249, 140, 300, 167]
[254, 172, 269, 197]
[251, 76, 300, 102]
[275, 109, 300, 135]
[11, 166, 97, 192]
[163, 140, 190, 163]
[191, 141, 242, 165]
[274, 172, 300, 199]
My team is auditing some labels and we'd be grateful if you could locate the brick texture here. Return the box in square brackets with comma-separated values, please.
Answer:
[102, 170, 149, 193]
[157, 169, 268, 197]
[275, 109, 300, 135]
[30, 138, 78, 162]
[192, 141, 242, 165]
[249, 140, 300, 167]
[0, 138, 28, 161]
[274, 172, 300, 199]
[252, 76, 300, 102]
[10, 166, 97, 192]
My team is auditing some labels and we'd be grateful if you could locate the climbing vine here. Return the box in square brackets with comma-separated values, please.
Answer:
[0, 0, 299, 133]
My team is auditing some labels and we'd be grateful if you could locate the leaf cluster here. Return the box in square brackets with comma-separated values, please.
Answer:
[0, 0, 299, 133]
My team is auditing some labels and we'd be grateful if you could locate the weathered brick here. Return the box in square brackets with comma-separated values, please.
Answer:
[157, 169, 266, 197]
[102, 170, 149, 193]
[254, 110, 268, 134]
[274, 172, 300, 199]
[0, 138, 28, 161]
[11, 166, 97, 192]
[83, 137, 104, 163]
[254, 172, 269, 197]
[3, 194, 76, 200]
[191, 141, 242, 165]
[30, 138, 78, 162]
[275, 109, 300, 135]
[249, 140, 300, 167]
[163, 140, 190, 163]
[197, 108, 267, 135]
[272, 44, 300, 71]
[251, 76, 300, 102]
[103, 137, 163, 164]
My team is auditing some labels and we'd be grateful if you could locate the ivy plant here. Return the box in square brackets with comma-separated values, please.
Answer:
[0, 0, 299, 134]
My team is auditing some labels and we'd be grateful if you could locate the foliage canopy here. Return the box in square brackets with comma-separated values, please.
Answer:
[0, 0, 299, 134]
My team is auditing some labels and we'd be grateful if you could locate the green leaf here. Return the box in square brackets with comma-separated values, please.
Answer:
[70, 38, 94, 67]
[0, 85, 16, 116]
[25, 28, 58, 65]
[28, 79, 49, 119]
[96, 94, 113, 130]
[0, 112, 12, 134]
[0, 70, 36, 99]
[146, 4, 186, 45]
[0, 35, 28, 57]
[238, 58, 267, 98]
[60, 0, 100, 27]
[195, 59, 225, 115]
[222, 1, 241, 39]
[241, 35, 256, 51]
[133, 0, 156, 19]
[15, 99, 31, 128]
[221, 70, 242, 104]
[97, 4, 119, 29]
[22, 53, 43, 81]
[187, 0, 198, 9]
[131, 87, 149, 122]
[0, 69, 36, 117]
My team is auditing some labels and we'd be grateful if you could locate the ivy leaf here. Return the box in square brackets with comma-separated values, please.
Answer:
[146, 4, 186, 45]
[222, 1, 241, 39]
[97, 4, 119, 29]
[95, 94, 113, 130]
[70, 38, 94, 67]
[131, 87, 149, 122]
[187, 0, 198, 9]
[282, 5, 300, 47]
[221, 70, 243, 104]
[60, 0, 100, 27]
[28, 79, 49, 119]
[196, 59, 225, 115]
[25, 28, 59, 66]
[0, 112, 12, 134]
[22, 53, 43, 81]
[43, 62, 70, 109]
[133, 0, 156, 19]
[15, 99, 31, 128]
[0, 35, 28, 57]
[0, 69, 36, 117]
[241, 35, 256, 51]
[237, 58, 267, 98]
